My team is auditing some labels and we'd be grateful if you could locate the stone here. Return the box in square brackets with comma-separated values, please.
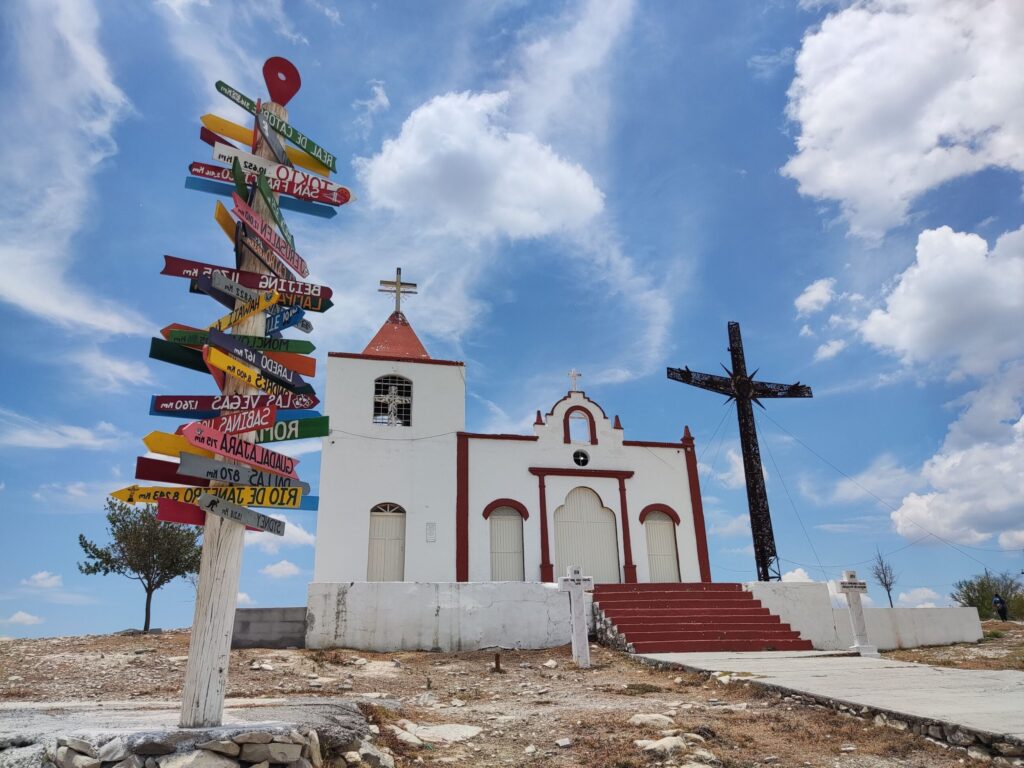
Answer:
[357, 743, 393, 768]
[99, 738, 129, 763]
[927, 725, 945, 739]
[239, 743, 303, 764]
[288, 760, 312, 768]
[158, 752, 238, 768]
[250, 763, 269, 768]
[233, 733, 274, 745]
[523, 745, 537, 755]
[64, 739, 98, 758]
[306, 731, 323, 768]
[449, 698, 466, 707]
[404, 724, 482, 744]
[995, 744, 1024, 758]
[353, 658, 368, 666]
[56, 747, 100, 768]
[0, 743, 47, 768]
[132, 740, 176, 757]
[839, 744, 856, 753]
[367, 725, 379, 736]
[690, 748, 717, 762]
[629, 714, 674, 728]
[542, 660, 558, 669]
[111, 757, 145, 768]
[555, 738, 572, 748]
[387, 726, 423, 747]
[146, 758, 159, 768]
[638, 737, 688, 755]
[968, 746, 994, 763]
[196, 742, 240, 757]
[682, 733, 706, 744]
[948, 729, 976, 746]
[342, 754, 360, 766]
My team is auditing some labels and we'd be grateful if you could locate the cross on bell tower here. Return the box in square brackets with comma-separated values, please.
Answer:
[667, 322, 813, 581]
[378, 267, 418, 314]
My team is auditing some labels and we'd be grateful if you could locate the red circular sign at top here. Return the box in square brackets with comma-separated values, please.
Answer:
[263, 57, 301, 106]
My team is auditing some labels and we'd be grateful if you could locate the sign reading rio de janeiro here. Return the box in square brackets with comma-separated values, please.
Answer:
[111, 483, 302, 509]
[180, 422, 299, 479]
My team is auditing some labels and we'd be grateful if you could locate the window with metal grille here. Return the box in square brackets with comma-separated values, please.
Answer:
[373, 375, 412, 426]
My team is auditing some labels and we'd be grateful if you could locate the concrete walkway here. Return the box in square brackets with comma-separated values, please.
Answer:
[638, 650, 1024, 741]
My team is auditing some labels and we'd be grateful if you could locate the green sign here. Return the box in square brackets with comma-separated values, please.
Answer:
[149, 338, 206, 373]
[165, 329, 314, 354]
[216, 80, 337, 172]
[257, 171, 295, 249]
[230, 157, 249, 199]
[255, 416, 329, 444]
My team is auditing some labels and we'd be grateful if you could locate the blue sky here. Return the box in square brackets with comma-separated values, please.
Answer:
[1, 0, 1022, 637]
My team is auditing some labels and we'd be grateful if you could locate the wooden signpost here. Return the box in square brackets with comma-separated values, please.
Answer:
[102, 57, 345, 728]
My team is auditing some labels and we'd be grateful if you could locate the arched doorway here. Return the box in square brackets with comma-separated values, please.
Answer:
[367, 503, 406, 581]
[643, 510, 681, 582]
[553, 487, 620, 583]
[489, 507, 525, 581]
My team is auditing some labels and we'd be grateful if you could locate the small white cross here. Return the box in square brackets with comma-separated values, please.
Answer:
[378, 267, 418, 314]
[374, 384, 411, 426]
[567, 369, 582, 391]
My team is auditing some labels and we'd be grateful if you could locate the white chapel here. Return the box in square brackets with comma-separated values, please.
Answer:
[311, 275, 713, 590]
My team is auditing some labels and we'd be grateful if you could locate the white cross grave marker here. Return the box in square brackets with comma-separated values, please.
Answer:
[558, 565, 594, 668]
[836, 569, 879, 657]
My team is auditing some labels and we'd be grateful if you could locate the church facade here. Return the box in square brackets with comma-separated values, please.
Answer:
[312, 308, 712, 588]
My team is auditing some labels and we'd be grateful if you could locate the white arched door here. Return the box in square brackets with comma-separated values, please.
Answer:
[554, 487, 620, 583]
[367, 503, 406, 581]
[644, 511, 681, 582]
[489, 507, 525, 581]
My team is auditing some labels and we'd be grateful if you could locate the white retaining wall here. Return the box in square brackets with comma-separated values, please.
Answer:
[745, 582, 982, 651]
[307, 581, 582, 652]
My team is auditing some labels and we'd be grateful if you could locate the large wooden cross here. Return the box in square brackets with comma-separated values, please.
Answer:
[667, 321, 812, 581]
[378, 267, 417, 314]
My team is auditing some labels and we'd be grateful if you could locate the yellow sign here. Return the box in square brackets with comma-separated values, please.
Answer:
[111, 484, 302, 509]
[204, 346, 290, 395]
[201, 114, 332, 177]
[214, 200, 236, 242]
[142, 431, 214, 459]
[208, 289, 279, 332]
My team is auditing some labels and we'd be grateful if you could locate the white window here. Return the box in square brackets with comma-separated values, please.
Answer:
[373, 375, 412, 426]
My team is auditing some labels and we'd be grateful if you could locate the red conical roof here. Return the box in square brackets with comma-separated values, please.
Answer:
[362, 311, 431, 359]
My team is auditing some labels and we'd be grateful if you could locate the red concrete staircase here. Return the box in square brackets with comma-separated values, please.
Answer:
[593, 583, 814, 654]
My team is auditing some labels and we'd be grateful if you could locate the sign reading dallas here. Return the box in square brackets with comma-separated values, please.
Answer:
[176, 453, 310, 493]
[180, 422, 300, 479]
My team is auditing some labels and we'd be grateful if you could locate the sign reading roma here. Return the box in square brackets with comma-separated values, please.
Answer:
[180, 421, 299, 479]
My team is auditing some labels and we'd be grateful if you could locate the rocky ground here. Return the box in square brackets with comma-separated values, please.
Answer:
[884, 620, 1024, 671]
[0, 629, 1014, 767]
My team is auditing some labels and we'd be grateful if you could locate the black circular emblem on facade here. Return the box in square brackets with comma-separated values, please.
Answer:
[573, 450, 589, 467]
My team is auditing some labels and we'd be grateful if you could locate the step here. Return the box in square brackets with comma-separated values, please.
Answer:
[622, 628, 804, 643]
[611, 620, 786, 634]
[596, 598, 759, 611]
[594, 582, 743, 594]
[600, 607, 773, 619]
[596, 591, 755, 603]
[631, 638, 815, 653]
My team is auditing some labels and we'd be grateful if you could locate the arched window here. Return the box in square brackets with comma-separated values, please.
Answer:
[562, 405, 597, 444]
[373, 375, 412, 426]
[367, 503, 406, 581]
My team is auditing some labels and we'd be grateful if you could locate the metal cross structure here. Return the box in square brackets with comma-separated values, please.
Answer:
[667, 321, 812, 581]
[374, 384, 411, 426]
[568, 368, 582, 391]
[378, 267, 417, 314]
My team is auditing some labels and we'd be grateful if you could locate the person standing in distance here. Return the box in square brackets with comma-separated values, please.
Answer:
[992, 593, 1008, 622]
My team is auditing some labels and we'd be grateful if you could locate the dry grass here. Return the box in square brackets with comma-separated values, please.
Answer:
[884, 620, 1024, 671]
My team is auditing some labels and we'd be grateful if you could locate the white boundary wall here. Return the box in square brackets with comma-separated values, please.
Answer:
[307, 582, 582, 652]
[745, 582, 982, 651]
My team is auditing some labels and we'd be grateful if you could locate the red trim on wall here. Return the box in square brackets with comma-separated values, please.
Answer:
[546, 391, 609, 420]
[328, 351, 464, 367]
[617, 477, 637, 583]
[682, 426, 712, 582]
[536, 474, 553, 582]
[462, 432, 539, 442]
[456, 433, 469, 582]
[639, 503, 682, 526]
[623, 440, 684, 449]
[529, 467, 634, 479]
[562, 405, 598, 445]
[482, 498, 529, 520]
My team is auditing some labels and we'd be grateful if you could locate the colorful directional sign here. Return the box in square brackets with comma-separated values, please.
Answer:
[197, 492, 286, 536]
[208, 288, 279, 331]
[176, 453, 310, 493]
[196, 404, 276, 435]
[135, 456, 210, 487]
[210, 271, 257, 303]
[232, 193, 309, 278]
[256, 171, 294, 248]
[150, 391, 318, 419]
[188, 177, 338, 220]
[194, 275, 235, 310]
[161, 325, 316, 376]
[215, 82, 337, 172]
[210, 142, 349, 204]
[162, 255, 332, 301]
[149, 337, 207, 373]
[156, 498, 260, 531]
[207, 328, 311, 393]
[181, 422, 300, 479]
[143, 431, 215, 459]
[213, 201, 295, 279]
[189, 161, 346, 206]
[254, 415, 329, 444]
[202, 114, 332, 176]
[265, 304, 305, 335]
[203, 346, 291, 396]
[111, 483, 302, 509]
[256, 108, 289, 166]
[189, 277, 332, 313]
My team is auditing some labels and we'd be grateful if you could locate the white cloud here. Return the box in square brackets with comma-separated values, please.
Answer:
[813, 339, 847, 362]
[714, 449, 747, 490]
[832, 453, 922, 505]
[860, 226, 1024, 377]
[0, 0, 149, 335]
[897, 587, 941, 608]
[245, 514, 315, 554]
[782, 567, 813, 582]
[747, 47, 796, 81]
[0, 409, 127, 451]
[782, 0, 1024, 241]
[709, 513, 750, 538]
[21, 572, 62, 589]
[799, 324, 814, 338]
[795, 278, 836, 316]
[71, 348, 155, 393]
[356, 90, 604, 241]
[783, 568, 876, 607]
[353, 80, 390, 137]
[236, 592, 255, 607]
[0, 482, 5, 491]
[260, 560, 300, 578]
[720, 544, 755, 556]
[2, 611, 43, 626]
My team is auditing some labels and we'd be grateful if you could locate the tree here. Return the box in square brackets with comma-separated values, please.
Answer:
[951, 570, 1024, 620]
[871, 548, 898, 608]
[79, 499, 202, 632]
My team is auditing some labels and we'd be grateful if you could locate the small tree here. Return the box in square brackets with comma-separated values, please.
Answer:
[951, 570, 1024, 620]
[871, 548, 898, 608]
[79, 499, 202, 632]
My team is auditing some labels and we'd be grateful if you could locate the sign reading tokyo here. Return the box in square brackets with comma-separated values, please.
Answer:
[197, 492, 286, 536]
[189, 161, 348, 206]
[211, 143, 349, 205]
[176, 453, 310, 493]
[180, 422, 300, 479]
[149, 391, 318, 418]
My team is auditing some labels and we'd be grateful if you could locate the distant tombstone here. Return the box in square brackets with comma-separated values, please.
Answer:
[558, 565, 594, 668]
[836, 569, 878, 657]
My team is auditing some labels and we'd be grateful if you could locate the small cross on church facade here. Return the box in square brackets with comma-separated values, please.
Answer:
[378, 266, 418, 315]
[374, 381, 412, 426]
[568, 368, 582, 391]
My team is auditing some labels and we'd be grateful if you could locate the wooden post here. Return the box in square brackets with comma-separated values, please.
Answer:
[179, 101, 288, 728]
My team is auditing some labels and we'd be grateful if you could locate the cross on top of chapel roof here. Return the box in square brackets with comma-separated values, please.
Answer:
[378, 267, 418, 314]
